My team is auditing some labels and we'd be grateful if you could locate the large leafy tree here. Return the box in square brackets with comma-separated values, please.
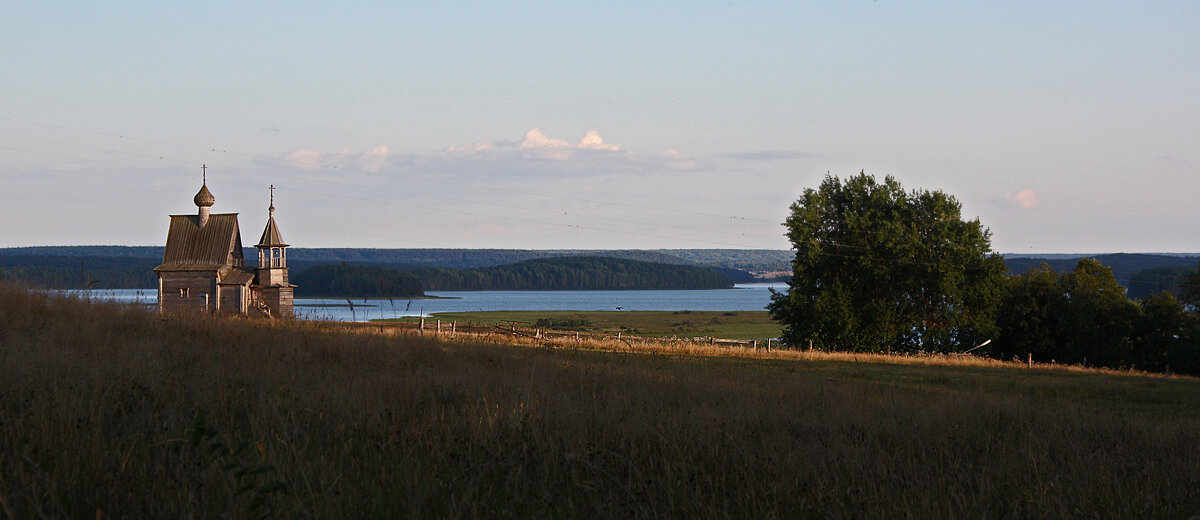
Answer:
[769, 172, 1006, 353]
[996, 259, 1141, 366]
[1181, 259, 1200, 310]
[993, 258, 1200, 373]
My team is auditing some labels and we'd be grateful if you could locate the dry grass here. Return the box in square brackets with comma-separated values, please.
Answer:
[1, 284, 1198, 518]
[347, 319, 1186, 378]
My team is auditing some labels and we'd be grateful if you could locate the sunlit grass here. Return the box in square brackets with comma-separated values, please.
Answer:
[380, 309, 783, 340]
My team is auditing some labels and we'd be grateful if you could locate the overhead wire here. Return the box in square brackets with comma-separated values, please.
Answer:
[0, 129, 774, 242]
[0, 114, 780, 223]
[0, 124, 777, 244]
[0, 138, 774, 249]
[3, 114, 1197, 287]
[5, 139, 1198, 290]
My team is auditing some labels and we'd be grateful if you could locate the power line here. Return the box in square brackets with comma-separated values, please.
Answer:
[0, 115, 781, 223]
[0, 141, 775, 249]
[6, 138, 1198, 288]
[1, 128, 775, 241]
[3, 114, 1194, 261]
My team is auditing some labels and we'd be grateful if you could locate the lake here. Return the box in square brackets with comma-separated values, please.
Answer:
[63, 283, 788, 322]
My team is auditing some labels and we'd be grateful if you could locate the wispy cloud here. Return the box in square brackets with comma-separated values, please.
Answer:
[283, 149, 323, 170]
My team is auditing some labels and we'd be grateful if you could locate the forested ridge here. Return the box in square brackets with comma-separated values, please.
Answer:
[0, 246, 787, 270]
[4, 246, 1195, 289]
[291, 264, 423, 298]
[0, 255, 159, 289]
[288, 258, 734, 295]
[412, 257, 734, 291]
[0, 252, 736, 292]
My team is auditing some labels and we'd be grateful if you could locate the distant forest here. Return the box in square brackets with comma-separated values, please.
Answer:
[1004, 253, 1200, 300]
[292, 264, 423, 298]
[0, 255, 159, 289]
[292, 257, 734, 296]
[0, 246, 790, 279]
[411, 257, 734, 291]
[2, 247, 1197, 299]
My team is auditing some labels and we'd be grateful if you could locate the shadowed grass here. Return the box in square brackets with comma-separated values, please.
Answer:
[1, 284, 1198, 518]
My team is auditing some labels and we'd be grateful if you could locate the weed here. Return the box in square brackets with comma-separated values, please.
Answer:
[1, 284, 1198, 518]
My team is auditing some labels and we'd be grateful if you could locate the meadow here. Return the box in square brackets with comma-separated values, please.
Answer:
[1, 284, 1198, 518]
[383, 309, 783, 340]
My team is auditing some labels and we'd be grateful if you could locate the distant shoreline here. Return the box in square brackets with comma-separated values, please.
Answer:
[295, 294, 457, 302]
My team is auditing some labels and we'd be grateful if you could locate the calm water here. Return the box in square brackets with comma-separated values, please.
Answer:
[63, 283, 788, 322]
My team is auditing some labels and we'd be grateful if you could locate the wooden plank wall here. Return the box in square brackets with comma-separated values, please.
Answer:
[159, 271, 217, 313]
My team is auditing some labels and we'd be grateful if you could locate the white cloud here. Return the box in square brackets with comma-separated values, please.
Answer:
[361, 145, 394, 172]
[272, 128, 695, 178]
[578, 130, 620, 151]
[520, 128, 571, 149]
[1006, 189, 1039, 210]
[447, 141, 495, 153]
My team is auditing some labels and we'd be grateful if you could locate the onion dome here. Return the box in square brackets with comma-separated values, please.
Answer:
[194, 183, 215, 207]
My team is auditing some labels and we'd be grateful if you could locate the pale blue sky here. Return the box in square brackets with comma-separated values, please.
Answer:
[3, 1, 1198, 252]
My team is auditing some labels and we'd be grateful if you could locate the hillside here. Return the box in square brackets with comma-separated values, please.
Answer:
[413, 256, 734, 291]
[287, 257, 733, 296]
[0, 247, 773, 289]
[0, 246, 784, 270]
[0, 254, 160, 289]
[4, 247, 1197, 293]
[2, 285, 1197, 517]
[1005, 253, 1199, 289]
[291, 264, 424, 298]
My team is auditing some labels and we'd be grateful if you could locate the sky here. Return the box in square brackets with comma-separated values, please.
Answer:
[2, 1, 1198, 253]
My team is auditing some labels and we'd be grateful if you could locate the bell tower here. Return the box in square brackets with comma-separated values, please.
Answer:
[254, 185, 294, 317]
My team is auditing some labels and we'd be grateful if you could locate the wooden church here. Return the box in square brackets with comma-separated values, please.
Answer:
[154, 168, 295, 317]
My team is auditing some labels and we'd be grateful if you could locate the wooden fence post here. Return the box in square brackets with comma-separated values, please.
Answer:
[767, 338, 772, 351]
[419, 316, 425, 333]
[452, 321, 456, 334]
[1027, 353, 1032, 368]
[436, 320, 441, 333]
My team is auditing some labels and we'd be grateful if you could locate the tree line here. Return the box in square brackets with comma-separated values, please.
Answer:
[291, 264, 424, 298]
[289, 257, 734, 296]
[413, 257, 734, 291]
[0, 256, 159, 289]
[993, 259, 1200, 374]
[770, 172, 1200, 375]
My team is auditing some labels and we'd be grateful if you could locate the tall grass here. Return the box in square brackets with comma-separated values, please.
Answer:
[1, 284, 1197, 518]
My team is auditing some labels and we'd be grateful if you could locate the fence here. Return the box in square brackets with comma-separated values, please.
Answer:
[335, 318, 781, 351]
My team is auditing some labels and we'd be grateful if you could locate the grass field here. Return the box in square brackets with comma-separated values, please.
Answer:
[382, 310, 784, 340]
[2, 285, 1199, 518]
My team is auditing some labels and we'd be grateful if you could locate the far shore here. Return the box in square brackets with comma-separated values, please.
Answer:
[294, 294, 458, 305]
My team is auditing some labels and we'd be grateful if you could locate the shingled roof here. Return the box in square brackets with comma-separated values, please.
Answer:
[256, 212, 288, 248]
[217, 267, 256, 286]
[155, 213, 245, 272]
